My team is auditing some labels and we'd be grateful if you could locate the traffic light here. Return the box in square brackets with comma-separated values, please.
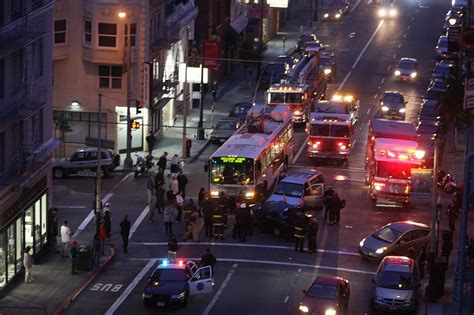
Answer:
[131, 120, 140, 129]
[135, 99, 143, 114]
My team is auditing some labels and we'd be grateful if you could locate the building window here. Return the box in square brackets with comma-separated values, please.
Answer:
[0, 132, 4, 173]
[98, 65, 122, 89]
[54, 111, 107, 144]
[11, 123, 22, 161]
[11, 49, 24, 95]
[124, 23, 137, 47]
[32, 38, 44, 79]
[98, 23, 117, 48]
[84, 20, 92, 46]
[32, 110, 43, 144]
[54, 20, 67, 44]
[0, 59, 4, 99]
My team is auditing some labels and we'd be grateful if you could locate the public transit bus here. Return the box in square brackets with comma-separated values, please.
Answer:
[208, 105, 295, 202]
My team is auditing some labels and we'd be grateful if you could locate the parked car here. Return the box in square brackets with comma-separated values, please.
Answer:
[435, 35, 456, 60]
[52, 147, 120, 179]
[229, 102, 253, 122]
[260, 62, 288, 89]
[417, 120, 440, 140]
[298, 275, 350, 314]
[358, 221, 430, 260]
[371, 256, 420, 314]
[418, 99, 443, 124]
[432, 60, 455, 80]
[296, 34, 318, 51]
[209, 118, 240, 144]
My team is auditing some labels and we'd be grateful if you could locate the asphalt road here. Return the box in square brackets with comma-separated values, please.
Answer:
[56, 0, 450, 314]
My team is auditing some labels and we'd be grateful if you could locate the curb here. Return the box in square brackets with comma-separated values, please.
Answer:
[189, 140, 211, 164]
[53, 246, 116, 315]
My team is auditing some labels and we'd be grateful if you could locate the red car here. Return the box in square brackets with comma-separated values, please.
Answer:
[298, 275, 350, 314]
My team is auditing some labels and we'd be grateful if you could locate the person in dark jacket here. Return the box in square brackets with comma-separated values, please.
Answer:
[448, 200, 458, 232]
[50, 207, 59, 253]
[120, 215, 131, 254]
[212, 202, 225, 241]
[294, 215, 307, 252]
[103, 211, 111, 239]
[198, 188, 206, 207]
[202, 195, 214, 237]
[236, 204, 248, 242]
[146, 131, 155, 157]
[168, 235, 178, 260]
[155, 169, 164, 188]
[70, 240, 78, 274]
[93, 234, 101, 267]
[158, 152, 168, 172]
[183, 199, 198, 230]
[307, 217, 319, 253]
[199, 248, 217, 273]
[177, 171, 189, 199]
[418, 245, 427, 279]
[323, 186, 334, 219]
[156, 185, 165, 214]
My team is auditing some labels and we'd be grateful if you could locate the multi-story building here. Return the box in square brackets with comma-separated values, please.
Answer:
[0, 0, 57, 292]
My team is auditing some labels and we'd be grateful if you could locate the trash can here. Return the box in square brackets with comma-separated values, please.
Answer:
[77, 245, 93, 271]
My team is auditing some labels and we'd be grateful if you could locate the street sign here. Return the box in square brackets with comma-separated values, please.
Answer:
[448, 26, 461, 52]
[464, 77, 474, 110]
[85, 137, 115, 150]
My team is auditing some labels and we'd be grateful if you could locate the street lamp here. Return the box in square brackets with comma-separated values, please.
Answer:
[449, 17, 459, 26]
[119, 9, 133, 169]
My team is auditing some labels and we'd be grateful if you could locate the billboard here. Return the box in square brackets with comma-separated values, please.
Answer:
[203, 40, 219, 70]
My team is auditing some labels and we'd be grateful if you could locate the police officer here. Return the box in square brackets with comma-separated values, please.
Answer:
[212, 198, 225, 240]
[294, 214, 307, 252]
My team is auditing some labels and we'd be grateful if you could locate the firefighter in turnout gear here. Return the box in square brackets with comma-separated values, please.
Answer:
[213, 193, 226, 240]
[294, 214, 307, 252]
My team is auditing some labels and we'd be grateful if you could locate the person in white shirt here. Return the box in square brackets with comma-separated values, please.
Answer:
[23, 246, 33, 283]
[60, 221, 71, 257]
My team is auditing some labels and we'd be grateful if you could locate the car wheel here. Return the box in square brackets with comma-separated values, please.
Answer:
[53, 167, 65, 179]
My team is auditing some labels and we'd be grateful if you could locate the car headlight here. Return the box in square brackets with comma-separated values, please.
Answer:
[143, 293, 152, 299]
[299, 304, 309, 313]
[389, 8, 397, 17]
[171, 292, 186, 299]
[381, 105, 389, 112]
[378, 8, 387, 17]
[324, 68, 332, 75]
[375, 247, 387, 254]
[359, 238, 366, 247]
[399, 107, 406, 113]
[245, 191, 255, 198]
[410, 72, 417, 78]
[210, 190, 219, 197]
[394, 70, 401, 76]
[335, 13, 341, 18]
[294, 110, 301, 115]
[324, 13, 329, 18]
[325, 309, 337, 315]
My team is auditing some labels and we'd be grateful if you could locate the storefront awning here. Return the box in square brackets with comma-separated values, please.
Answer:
[231, 15, 249, 34]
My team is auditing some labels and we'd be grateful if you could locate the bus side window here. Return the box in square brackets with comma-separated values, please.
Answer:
[256, 160, 262, 179]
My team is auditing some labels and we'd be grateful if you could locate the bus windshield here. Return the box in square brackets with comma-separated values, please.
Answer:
[269, 92, 303, 103]
[376, 161, 415, 180]
[211, 157, 254, 185]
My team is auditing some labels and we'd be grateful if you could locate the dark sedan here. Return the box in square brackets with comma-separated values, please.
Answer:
[296, 34, 318, 51]
[417, 120, 439, 140]
[254, 201, 306, 240]
[358, 221, 430, 260]
[229, 102, 253, 122]
[298, 276, 350, 314]
[418, 100, 443, 124]
[433, 61, 454, 80]
[260, 62, 288, 89]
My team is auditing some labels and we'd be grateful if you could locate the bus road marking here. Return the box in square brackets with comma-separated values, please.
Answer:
[292, 135, 308, 164]
[203, 264, 238, 315]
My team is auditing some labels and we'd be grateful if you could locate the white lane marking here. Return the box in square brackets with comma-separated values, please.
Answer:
[112, 173, 132, 191]
[298, 268, 302, 273]
[373, 93, 378, 99]
[336, 71, 352, 92]
[292, 135, 308, 164]
[350, 0, 361, 13]
[392, 54, 397, 59]
[203, 265, 237, 315]
[129, 242, 360, 256]
[56, 206, 87, 209]
[72, 193, 113, 238]
[398, 43, 402, 48]
[284, 296, 290, 303]
[386, 65, 391, 71]
[351, 140, 357, 149]
[380, 78, 385, 84]
[129, 206, 150, 240]
[351, 20, 384, 70]
[129, 258, 376, 275]
[105, 259, 157, 315]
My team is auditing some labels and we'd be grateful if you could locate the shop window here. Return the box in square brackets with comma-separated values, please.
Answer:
[0, 231, 5, 288]
[7, 224, 14, 282]
[41, 194, 47, 244]
[25, 207, 34, 251]
[15, 217, 23, 273]
[35, 200, 42, 252]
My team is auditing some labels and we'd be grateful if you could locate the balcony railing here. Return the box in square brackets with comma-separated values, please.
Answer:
[0, 85, 47, 120]
[0, 11, 47, 49]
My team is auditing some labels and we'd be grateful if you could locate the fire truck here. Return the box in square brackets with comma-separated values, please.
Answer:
[306, 94, 359, 160]
[266, 46, 327, 123]
[365, 119, 425, 206]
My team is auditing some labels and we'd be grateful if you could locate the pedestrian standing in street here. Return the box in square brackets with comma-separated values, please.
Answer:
[158, 152, 168, 173]
[99, 222, 106, 255]
[104, 211, 112, 240]
[93, 234, 101, 267]
[418, 245, 427, 279]
[166, 173, 174, 202]
[202, 194, 214, 238]
[147, 176, 157, 223]
[146, 131, 156, 158]
[103, 202, 111, 217]
[170, 154, 180, 174]
[211, 81, 219, 103]
[172, 175, 179, 196]
[23, 246, 34, 283]
[183, 199, 197, 231]
[198, 188, 206, 207]
[70, 240, 78, 274]
[155, 168, 164, 187]
[236, 204, 247, 242]
[323, 186, 334, 220]
[448, 199, 458, 232]
[307, 217, 319, 253]
[50, 207, 59, 253]
[120, 215, 131, 254]
[156, 185, 165, 214]
[164, 203, 178, 235]
[60, 221, 71, 257]
[199, 248, 217, 273]
[294, 215, 306, 252]
[177, 171, 188, 199]
[175, 194, 184, 222]
[168, 235, 178, 260]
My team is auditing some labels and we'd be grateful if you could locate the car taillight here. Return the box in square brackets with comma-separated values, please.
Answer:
[337, 142, 347, 150]
[308, 140, 321, 148]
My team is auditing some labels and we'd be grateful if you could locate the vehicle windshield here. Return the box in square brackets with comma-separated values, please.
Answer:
[398, 60, 416, 69]
[320, 57, 332, 66]
[376, 161, 415, 180]
[269, 92, 304, 104]
[312, 102, 349, 114]
[307, 284, 338, 299]
[273, 182, 305, 198]
[310, 124, 350, 137]
[377, 271, 413, 290]
[310, 124, 330, 136]
[215, 121, 237, 131]
[211, 157, 254, 185]
[332, 125, 350, 137]
[373, 225, 403, 243]
[151, 269, 186, 282]
[383, 93, 404, 103]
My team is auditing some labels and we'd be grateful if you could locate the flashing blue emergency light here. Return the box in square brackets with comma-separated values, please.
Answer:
[162, 259, 169, 266]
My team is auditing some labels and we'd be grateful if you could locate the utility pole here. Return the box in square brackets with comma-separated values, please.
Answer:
[122, 11, 133, 169]
[197, 43, 205, 140]
[256, 0, 264, 85]
[430, 138, 439, 254]
[182, 63, 188, 158]
[95, 93, 103, 237]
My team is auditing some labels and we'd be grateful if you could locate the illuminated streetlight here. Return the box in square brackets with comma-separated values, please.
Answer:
[449, 17, 458, 26]
[118, 11, 127, 18]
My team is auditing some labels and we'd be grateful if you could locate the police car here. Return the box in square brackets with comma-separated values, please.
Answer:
[142, 259, 214, 309]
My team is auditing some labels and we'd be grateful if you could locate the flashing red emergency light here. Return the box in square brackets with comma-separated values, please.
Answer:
[178, 260, 184, 266]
